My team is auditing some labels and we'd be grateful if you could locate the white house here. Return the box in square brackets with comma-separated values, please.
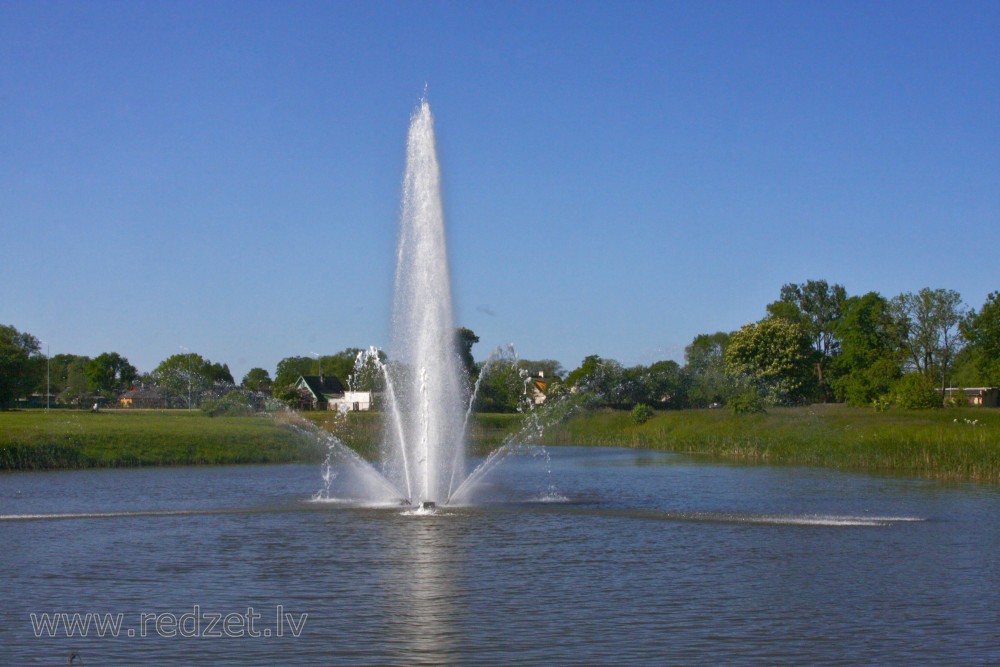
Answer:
[294, 375, 374, 412]
[328, 390, 373, 412]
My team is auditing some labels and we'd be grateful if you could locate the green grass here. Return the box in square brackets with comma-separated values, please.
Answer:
[299, 411, 523, 458]
[300, 410, 381, 459]
[538, 405, 1000, 483]
[0, 409, 324, 471]
[6, 406, 996, 483]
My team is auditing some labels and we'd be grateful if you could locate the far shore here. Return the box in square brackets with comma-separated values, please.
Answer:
[1, 406, 996, 483]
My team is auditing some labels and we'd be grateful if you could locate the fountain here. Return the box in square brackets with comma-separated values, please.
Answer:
[309, 99, 573, 508]
[381, 98, 467, 507]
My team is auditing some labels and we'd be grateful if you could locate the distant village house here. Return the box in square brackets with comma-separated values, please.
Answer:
[943, 387, 999, 408]
[530, 372, 548, 406]
[294, 375, 372, 412]
[118, 386, 168, 409]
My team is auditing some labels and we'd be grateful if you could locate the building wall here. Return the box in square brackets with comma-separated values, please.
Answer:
[327, 391, 372, 412]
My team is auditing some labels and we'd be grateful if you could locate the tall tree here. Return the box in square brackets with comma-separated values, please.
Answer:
[153, 352, 232, 407]
[683, 331, 733, 407]
[345, 349, 387, 392]
[473, 358, 529, 413]
[565, 355, 604, 388]
[766, 280, 847, 397]
[86, 352, 138, 397]
[59, 357, 93, 406]
[0, 324, 43, 408]
[273, 349, 368, 391]
[958, 291, 1000, 386]
[455, 327, 480, 383]
[891, 288, 966, 394]
[241, 368, 273, 392]
[46, 353, 91, 395]
[831, 292, 904, 405]
[725, 318, 817, 405]
[274, 356, 317, 391]
[637, 360, 687, 408]
[564, 355, 627, 406]
[318, 350, 365, 386]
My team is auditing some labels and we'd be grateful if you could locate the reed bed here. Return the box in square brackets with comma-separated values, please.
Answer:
[0, 410, 322, 471]
[539, 405, 999, 483]
[5, 406, 995, 483]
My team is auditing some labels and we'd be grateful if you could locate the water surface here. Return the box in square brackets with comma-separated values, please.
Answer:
[2, 447, 997, 665]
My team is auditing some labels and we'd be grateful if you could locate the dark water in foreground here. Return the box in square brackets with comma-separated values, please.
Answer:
[1, 447, 998, 665]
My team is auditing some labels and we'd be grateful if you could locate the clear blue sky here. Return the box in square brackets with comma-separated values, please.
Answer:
[2, 0, 998, 382]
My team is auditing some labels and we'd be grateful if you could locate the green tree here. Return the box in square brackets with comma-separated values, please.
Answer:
[473, 359, 529, 413]
[891, 288, 967, 395]
[958, 291, 1000, 386]
[318, 349, 364, 386]
[206, 362, 234, 385]
[565, 355, 626, 406]
[565, 355, 604, 388]
[85, 352, 138, 397]
[725, 318, 816, 405]
[241, 368, 273, 392]
[614, 361, 687, 409]
[640, 360, 687, 408]
[831, 292, 904, 406]
[683, 331, 733, 407]
[273, 349, 368, 392]
[766, 280, 847, 398]
[274, 356, 317, 391]
[346, 349, 387, 393]
[46, 353, 90, 395]
[891, 372, 942, 409]
[455, 327, 480, 383]
[0, 324, 43, 408]
[153, 352, 232, 408]
[59, 357, 94, 406]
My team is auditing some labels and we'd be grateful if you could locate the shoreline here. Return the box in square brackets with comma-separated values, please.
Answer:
[2, 406, 996, 483]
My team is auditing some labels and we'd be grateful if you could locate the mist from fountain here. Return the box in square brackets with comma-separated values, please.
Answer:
[308, 100, 574, 509]
[382, 99, 466, 506]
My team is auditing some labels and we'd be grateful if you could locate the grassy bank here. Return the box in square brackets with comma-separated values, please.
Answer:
[0, 410, 324, 471]
[300, 411, 523, 458]
[6, 406, 996, 483]
[538, 405, 1000, 483]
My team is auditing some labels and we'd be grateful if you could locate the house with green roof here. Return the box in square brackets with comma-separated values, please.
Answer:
[293, 375, 373, 411]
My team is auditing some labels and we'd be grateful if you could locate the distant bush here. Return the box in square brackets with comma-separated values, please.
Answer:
[201, 390, 255, 417]
[730, 389, 767, 415]
[631, 403, 654, 425]
[835, 358, 901, 407]
[872, 396, 891, 412]
[891, 373, 941, 410]
[945, 388, 967, 409]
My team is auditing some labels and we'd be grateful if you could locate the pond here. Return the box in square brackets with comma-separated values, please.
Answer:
[2, 447, 997, 665]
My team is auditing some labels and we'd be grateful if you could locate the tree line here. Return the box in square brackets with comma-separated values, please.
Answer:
[1, 281, 997, 411]
[556, 282, 999, 413]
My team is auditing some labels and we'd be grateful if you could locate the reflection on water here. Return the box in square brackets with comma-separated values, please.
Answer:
[1, 448, 998, 665]
[391, 513, 459, 663]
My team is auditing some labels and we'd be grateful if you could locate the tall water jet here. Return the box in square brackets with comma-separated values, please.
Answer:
[384, 99, 466, 505]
